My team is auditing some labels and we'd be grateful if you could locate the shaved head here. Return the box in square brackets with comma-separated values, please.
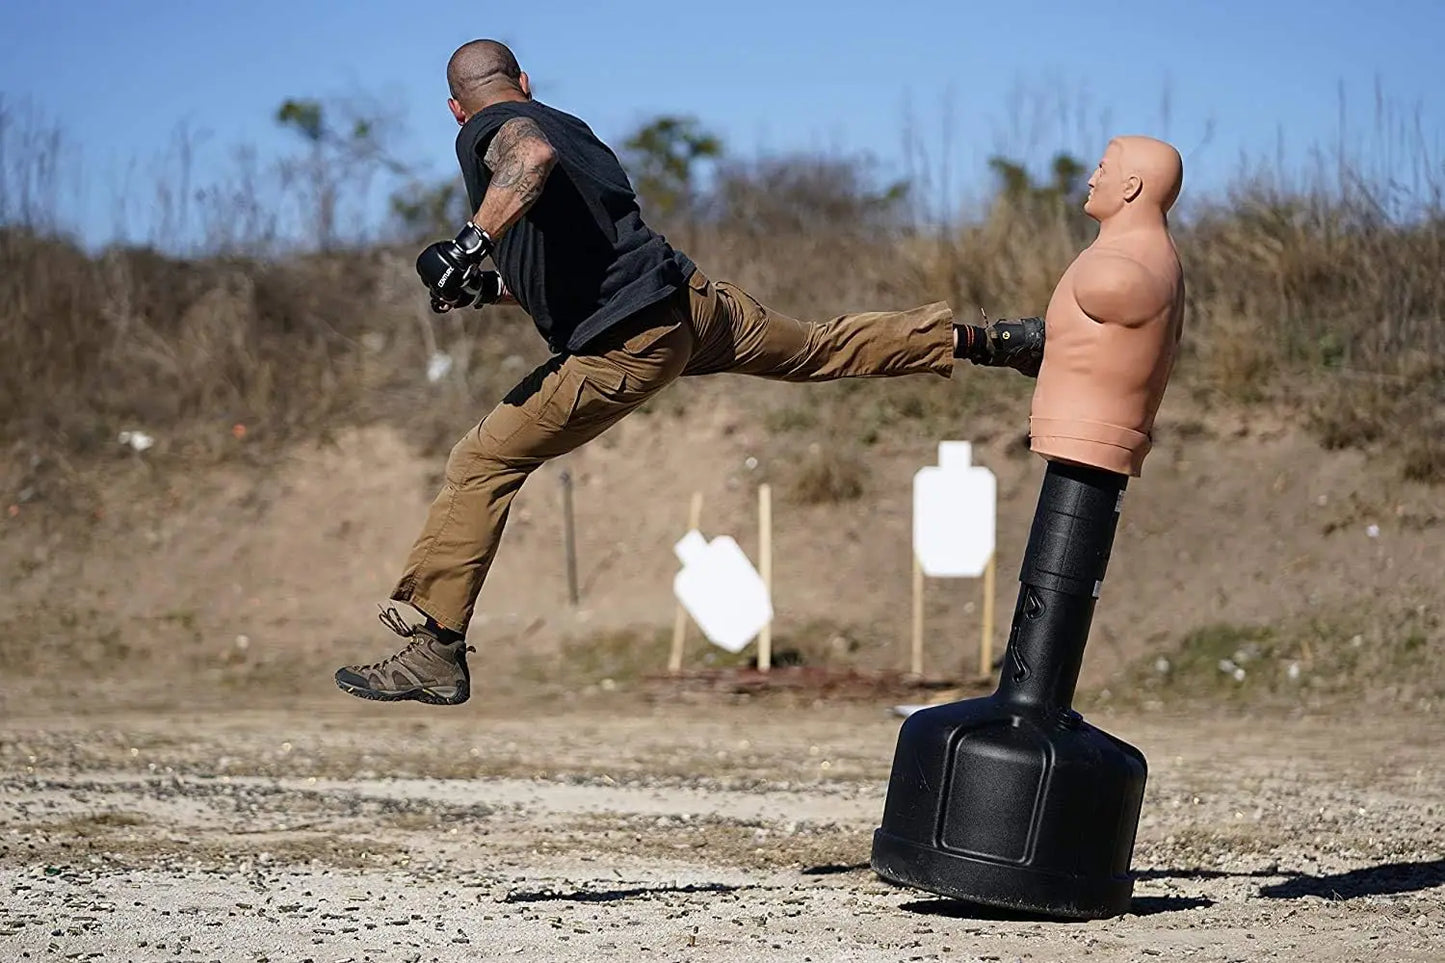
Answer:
[447, 40, 523, 108]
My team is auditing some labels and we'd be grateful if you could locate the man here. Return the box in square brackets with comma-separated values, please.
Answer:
[334, 40, 1042, 706]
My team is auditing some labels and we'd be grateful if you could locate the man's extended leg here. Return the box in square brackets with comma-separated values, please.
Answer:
[335, 296, 693, 705]
[680, 271, 955, 381]
[680, 270, 1043, 380]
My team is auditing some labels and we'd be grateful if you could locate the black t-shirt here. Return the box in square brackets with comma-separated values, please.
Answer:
[456, 99, 695, 353]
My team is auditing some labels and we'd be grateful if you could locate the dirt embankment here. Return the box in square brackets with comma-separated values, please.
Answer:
[2, 370, 1441, 716]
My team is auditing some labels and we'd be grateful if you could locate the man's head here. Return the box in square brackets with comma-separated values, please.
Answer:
[1083, 136, 1183, 222]
[447, 40, 530, 124]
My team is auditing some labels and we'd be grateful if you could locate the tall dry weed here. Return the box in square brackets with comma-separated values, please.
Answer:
[2, 101, 1443, 505]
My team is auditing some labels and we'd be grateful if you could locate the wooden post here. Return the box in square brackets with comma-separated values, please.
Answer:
[668, 491, 704, 674]
[911, 554, 924, 678]
[757, 483, 773, 673]
[979, 551, 997, 679]
[560, 470, 579, 607]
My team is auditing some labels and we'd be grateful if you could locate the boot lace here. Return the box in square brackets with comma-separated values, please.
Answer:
[378, 604, 419, 639]
[361, 604, 474, 671]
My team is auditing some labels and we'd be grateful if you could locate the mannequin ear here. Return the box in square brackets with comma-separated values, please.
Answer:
[1123, 174, 1143, 203]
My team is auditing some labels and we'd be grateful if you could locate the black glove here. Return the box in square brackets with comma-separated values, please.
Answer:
[426, 269, 505, 313]
[473, 270, 505, 305]
[416, 223, 494, 312]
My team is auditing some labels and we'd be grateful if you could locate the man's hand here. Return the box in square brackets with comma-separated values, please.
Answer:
[416, 223, 494, 312]
[415, 241, 479, 311]
[473, 270, 506, 305]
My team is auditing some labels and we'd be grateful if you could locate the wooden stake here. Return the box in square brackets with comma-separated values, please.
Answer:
[757, 483, 772, 673]
[559, 470, 579, 607]
[911, 554, 924, 678]
[980, 551, 997, 679]
[668, 491, 704, 674]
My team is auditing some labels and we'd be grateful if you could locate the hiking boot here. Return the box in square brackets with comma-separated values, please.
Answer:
[956, 316, 1046, 377]
[334, 606, 474, 706]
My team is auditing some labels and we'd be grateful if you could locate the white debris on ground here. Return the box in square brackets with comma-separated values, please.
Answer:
[117, 430, 155, 452]
[426, 352, 454, 383]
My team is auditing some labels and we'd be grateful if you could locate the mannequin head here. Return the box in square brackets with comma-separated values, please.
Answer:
[1083, 136, 1183, 222]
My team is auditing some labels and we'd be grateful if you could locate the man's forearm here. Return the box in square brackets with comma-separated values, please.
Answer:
[473, 116, 555, 240]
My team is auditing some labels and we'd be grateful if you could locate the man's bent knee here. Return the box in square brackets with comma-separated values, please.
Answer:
[444, 427, 512, 489]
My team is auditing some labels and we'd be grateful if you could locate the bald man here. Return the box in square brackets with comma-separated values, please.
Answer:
[334, 39, 1040, 706]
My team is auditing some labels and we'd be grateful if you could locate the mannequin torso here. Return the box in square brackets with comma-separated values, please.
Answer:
[1029, 137, 1185, 477]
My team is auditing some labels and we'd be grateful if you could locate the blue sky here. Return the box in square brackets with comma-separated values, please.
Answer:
[2, 0, 1442, 245]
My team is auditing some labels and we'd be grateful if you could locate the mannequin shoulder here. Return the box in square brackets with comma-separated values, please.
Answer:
[1071, 249, 1176, 327]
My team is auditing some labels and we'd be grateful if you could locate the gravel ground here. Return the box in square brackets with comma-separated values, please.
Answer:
[1, 702, 1441, 962]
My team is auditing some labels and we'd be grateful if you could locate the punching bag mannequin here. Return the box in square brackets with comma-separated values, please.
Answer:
[872, 136, 1186, 920]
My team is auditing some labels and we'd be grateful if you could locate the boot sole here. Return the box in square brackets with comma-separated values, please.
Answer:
[334, 678, 470, 706]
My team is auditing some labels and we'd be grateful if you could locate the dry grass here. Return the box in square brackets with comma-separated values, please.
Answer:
[0, 227, 546, 512]
[783, 445, 868, 505]
[1107, 602, 1443, 711]
[2, 107, 1442, 506]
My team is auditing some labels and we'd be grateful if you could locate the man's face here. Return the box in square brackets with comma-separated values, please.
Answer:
[1083, 142, 1126, 221]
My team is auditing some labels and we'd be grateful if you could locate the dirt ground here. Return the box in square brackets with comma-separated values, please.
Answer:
[2, 700, 1441, 962]
[3, 373, 1442, 962]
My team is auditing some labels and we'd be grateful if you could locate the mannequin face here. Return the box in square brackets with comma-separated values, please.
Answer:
[1083, 141, 1126, 221]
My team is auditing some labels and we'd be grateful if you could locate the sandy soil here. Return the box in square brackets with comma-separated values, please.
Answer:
[2, 702, 1441, 962]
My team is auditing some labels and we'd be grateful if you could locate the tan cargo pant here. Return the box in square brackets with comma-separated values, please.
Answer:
[391, 269, 954, 632]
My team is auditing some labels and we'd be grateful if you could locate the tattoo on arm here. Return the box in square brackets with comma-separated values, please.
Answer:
[483, 117, 554, 211]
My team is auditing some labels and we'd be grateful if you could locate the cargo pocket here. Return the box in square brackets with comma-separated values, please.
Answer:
[557, 358, 628, 427]
[620, 319, 683, 359]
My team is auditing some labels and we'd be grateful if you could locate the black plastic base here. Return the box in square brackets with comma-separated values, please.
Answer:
[870, 693, 1146, 920]
[873, 461, 1147, 920]
[872, 830, 1133, 920]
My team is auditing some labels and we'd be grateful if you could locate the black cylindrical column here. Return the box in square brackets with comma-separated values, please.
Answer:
[998, 461, 1126, 713]
[871, 460, 1147, 920]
